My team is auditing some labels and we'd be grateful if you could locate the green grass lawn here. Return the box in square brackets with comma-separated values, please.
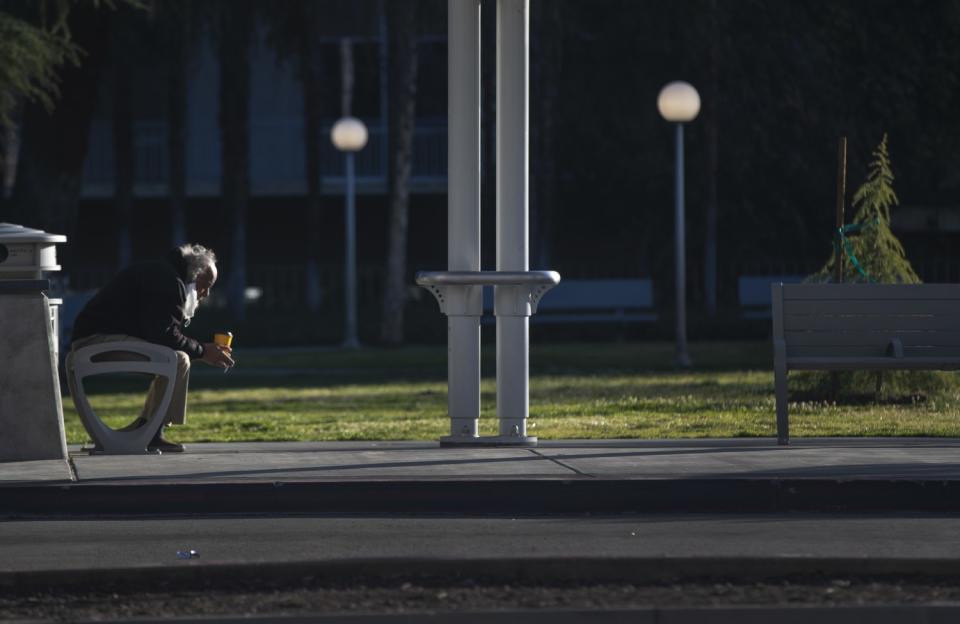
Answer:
[62, 341, 960, 444]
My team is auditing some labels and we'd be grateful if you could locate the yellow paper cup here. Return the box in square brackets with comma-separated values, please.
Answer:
[214, 332, 233, 348]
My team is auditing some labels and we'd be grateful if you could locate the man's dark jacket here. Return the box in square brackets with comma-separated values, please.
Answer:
[71, 249, 205, 359]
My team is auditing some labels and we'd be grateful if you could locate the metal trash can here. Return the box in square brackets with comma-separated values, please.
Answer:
[0, 223, 66, 355]
[0, 223, 69, 462]
[0, 222, 66, 279]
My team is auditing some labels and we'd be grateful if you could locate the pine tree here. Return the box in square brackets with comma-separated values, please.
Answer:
[800, 135, 957, 404]
[811, 134, 920, 284]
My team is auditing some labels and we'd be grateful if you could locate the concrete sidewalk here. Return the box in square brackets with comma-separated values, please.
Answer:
[9, 437, 960, 483]
[6, 439, 960, 620]
[4, 438, 960, 514]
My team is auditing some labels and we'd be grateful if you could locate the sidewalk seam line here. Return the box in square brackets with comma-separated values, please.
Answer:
[529, 449, 591, 477]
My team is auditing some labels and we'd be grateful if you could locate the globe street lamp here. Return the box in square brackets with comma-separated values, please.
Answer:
[657, 81, 700, 368]
[331, 116, 368, 349]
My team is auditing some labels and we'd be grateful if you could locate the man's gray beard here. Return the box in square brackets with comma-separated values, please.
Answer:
[183, 282, 199, 326]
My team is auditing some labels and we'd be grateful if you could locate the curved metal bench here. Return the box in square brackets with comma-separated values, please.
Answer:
[66, 341, 178, 455]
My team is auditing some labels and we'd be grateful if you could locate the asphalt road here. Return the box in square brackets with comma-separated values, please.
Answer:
[8, 513, 960, 622]
[5, 512, 960, 574]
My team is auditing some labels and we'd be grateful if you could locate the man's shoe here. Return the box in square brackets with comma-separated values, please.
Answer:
[149, 430, 185, 453]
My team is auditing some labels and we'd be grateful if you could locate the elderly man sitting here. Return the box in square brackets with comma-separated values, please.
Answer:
[68, 244, 234, 452]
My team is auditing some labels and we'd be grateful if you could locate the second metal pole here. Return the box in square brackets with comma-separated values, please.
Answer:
[495, 0, 533, 439]
[443, 0, 482, 441]
[343, 151, 359, 349]
[674, 123, 691, 368]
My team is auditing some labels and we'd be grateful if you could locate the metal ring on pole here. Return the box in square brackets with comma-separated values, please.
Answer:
[416, 270, 560, 318]
[415, 270, 560, 287]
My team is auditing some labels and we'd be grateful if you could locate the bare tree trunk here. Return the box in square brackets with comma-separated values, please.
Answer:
[218, 2, 253, 321]
[113, 52, 134, 269]
[377, 0, 389, 194]
[379, 1, 419, 345]
[1, 116, 19, 199]
[302, 34, 324, 312]
[168, 16, 188, 248]
[703, 0, 720, 317]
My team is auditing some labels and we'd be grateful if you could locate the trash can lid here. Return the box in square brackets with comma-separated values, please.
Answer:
[0, 223, 67, 244]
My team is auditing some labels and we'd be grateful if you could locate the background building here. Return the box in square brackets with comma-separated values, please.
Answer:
[2, 0, 959, 345]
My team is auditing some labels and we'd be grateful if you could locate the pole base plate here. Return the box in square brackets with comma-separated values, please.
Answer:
[439, 435, 538, 448]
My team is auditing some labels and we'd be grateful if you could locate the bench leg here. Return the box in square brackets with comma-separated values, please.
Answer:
[774, 361, 789, 445]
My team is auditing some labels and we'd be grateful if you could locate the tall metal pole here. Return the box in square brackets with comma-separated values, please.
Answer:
[495, 0, 531, 437]
[445, 0, 483, 440]
[343, 151, 359, 349]
[831, 136, 847, 399]
[674, 123, 691, 368]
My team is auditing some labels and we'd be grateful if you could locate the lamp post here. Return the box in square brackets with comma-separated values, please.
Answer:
[331, 116, 368, 349]
[657, 81, 700, 368]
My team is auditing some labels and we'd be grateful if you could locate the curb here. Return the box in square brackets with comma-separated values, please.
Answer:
[71, 605, 960, 624]
[6, 556, 960, 593]
[3, 478, 960, 517]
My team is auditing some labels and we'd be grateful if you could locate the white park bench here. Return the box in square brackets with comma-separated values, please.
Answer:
[772, 283, 960, 445]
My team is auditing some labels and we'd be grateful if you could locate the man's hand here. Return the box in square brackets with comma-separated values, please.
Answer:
[201, 343, 235, 370]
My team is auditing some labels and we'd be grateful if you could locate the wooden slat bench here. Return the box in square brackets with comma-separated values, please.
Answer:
[772, 283, 960, 445]
[483, 278, 656, 324]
